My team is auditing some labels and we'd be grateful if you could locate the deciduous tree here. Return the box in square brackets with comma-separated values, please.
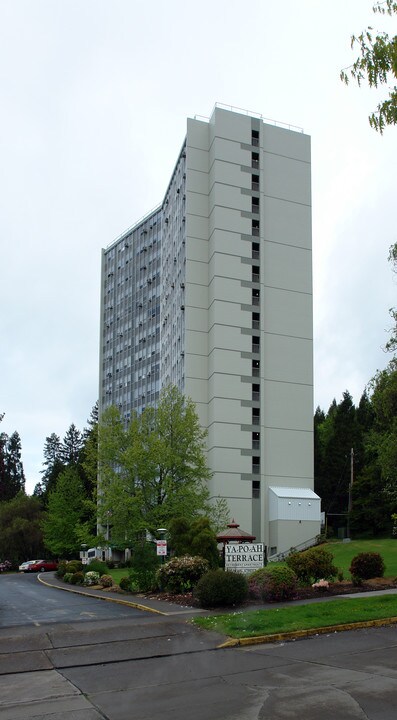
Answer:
[340, 0, 397, 132]
[98, 386, 228, 547]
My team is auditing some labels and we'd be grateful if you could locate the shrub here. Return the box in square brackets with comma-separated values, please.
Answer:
[99, 574, 113, 588]
[131, 542, 160, 572]
[65, 560, 83, 574]
[129, 568, 158, 593]
[157, 555, 209, 594]
[286, 547, 337, 584]
[63, 572, 73, 583]
[349, 552, 385, 581]
[86, 559, 109, 576]
[253, 565, 297, 602]
[69, 571, 84, 585]
[119, 576, 131, 592]
[83, 571, 100, 586]
[194, 569, 248, 608]
[247, 568, 270, 600]
[56, 560, 68, 578]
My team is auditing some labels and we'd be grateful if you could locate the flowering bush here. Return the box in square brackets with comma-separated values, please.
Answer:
[157, 555, 209, 594]
[251, 565, 298, 602]
[312, 578, 329, 590]
[99, 574, 113, 588]
[83, 571, 100, 586]
[63, 572, 73, 583]
[247, 568, 269, 600]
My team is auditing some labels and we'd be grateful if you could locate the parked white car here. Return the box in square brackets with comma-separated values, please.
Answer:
[19, 560, 41, 572]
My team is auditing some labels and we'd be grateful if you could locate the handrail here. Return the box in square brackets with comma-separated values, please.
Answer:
[268, 535, 321, 563]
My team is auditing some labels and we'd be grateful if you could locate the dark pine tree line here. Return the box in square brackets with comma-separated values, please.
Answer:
[0, 405, 98, 564]
[314, 360, 397, 537]
[0, 413, 25, 502]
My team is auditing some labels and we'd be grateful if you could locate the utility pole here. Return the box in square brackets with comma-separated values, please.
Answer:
[347, 447, 354, 540]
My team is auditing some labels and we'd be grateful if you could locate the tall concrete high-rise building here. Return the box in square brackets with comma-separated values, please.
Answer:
[99, 105, 320, 556]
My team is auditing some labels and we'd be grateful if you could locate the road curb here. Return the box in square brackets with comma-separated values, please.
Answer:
[217, 615, 397, 647]
[37, 574, 167, 615]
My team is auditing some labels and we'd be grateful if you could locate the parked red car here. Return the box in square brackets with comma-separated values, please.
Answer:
[26, 560, 58, 573]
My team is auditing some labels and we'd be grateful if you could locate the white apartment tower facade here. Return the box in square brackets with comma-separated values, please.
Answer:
[99, 105, 319, 556]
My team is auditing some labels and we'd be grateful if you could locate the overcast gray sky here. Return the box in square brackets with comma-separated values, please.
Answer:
[1, 0, 396, 494]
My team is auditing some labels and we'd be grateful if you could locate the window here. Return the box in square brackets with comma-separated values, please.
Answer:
[252, 312, 260, 330]
[251, 129, 259, 147]
[252, 152, 259, 168]
[252, 407, 260, 425]
[252, 480, 260, 498]
[252, 336, 260, 353]
[252, 242, 259, 260]
[252, 266, 260, 283]
[252, 196, 259, 214]
[252, 219, 260, 236]
[252, 359, 260, 376]
[252, 383, 260, 402]
[252, 431, 260, 449]
[252, 457, 260, 474]
[252, 288, 260, 306]
[252, 174, 259, 191]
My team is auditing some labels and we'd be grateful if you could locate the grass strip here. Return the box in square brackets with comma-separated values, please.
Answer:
[193, 594, 397, 638]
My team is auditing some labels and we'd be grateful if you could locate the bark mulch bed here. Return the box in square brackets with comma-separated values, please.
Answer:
[143, 577, 397, 608]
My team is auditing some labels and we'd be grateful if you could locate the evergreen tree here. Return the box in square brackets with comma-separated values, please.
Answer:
[42, 466, 87, 557]
[0, 492, 44, 563]
[38, 433, 65, 504]
[0, 429, 25, 502]
[60, 424, 83, 465]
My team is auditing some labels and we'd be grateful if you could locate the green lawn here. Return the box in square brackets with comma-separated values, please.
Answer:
[108, 568, 130, 585]
[326, 538, 397, 577]
[193, 594, 397, 639]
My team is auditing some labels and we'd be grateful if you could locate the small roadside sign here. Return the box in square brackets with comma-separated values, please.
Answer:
[156, 539, 167, 556]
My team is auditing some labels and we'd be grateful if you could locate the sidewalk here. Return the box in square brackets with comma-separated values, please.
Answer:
[39, 572, 397, 619]
[38, 572, 206, 616]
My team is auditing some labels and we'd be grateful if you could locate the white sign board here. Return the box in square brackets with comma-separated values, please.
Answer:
[224, 543, 264, 574]
[156, 539, 167, 556]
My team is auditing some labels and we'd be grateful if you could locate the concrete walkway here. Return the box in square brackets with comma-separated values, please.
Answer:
[2, 576, 397, 719]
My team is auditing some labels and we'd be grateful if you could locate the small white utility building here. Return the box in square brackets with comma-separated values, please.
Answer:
[268, 487, 321, 558]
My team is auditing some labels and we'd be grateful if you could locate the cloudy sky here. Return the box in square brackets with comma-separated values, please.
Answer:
[1, 0, 396, 494]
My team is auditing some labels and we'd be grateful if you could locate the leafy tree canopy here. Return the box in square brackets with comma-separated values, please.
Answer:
[42, 466, 92, 557]
[340, 0, 397, 132]
[98, 386, 229, 547]
[0, 492, 44, 563]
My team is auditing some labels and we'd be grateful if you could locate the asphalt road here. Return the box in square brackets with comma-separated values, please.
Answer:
[1, 573, 397, 719]
[0, 572, 151, 627]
